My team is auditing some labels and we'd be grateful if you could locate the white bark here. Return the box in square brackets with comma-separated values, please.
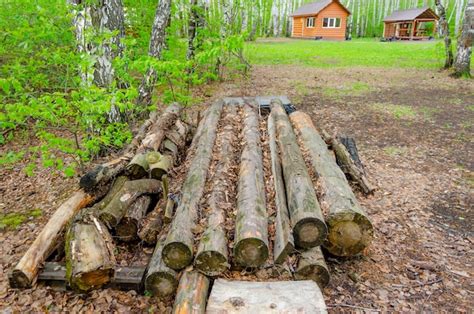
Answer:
[454, 0, 474, 77]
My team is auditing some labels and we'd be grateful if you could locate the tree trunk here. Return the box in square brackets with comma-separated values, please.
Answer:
[436, 0, 454, 68]
[144, 235, 178, 299]
[194, 106, 238, 276]
[268, 111, 294, 264]
[233, 104, 269, 268]
[453, 0, 474, 77]
[294, 246, 330, 289]
[272, 101, 327, 249]
[187, 0, 198, 60]
[163, 101, 224, 270]
[290, 112, 373, 257]
[115, 195, 152, 242]
[172, 271, 210, 314]
[9, 190, 94, 288]
[65, 210, 116, 292]
[137, 0, 172, 106]
[99, 179, 162, 228]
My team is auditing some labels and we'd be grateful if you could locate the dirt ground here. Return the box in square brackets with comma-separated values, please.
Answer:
[1, 65, 473, 312]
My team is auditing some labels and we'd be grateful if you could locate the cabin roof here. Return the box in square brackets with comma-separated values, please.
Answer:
[384, 7, 439, 22]
[290, 0, 350, 17]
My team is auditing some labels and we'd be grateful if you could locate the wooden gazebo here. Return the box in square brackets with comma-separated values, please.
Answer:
[383, 7, 439, 40]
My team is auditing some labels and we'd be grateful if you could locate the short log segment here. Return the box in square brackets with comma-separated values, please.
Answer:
[144, 235, 178, 299]
[99, 179, 162, 228]
[268, 111, 294, 264]
[91, 176, 128, 211]
[194, 106, 237, 276]
[116, 195, 152, 241]
[9, 190, 94, 288]
[163, 101, 224, 270]
[172, 271, 210, 314]
[233, 104, 269, 268]
[294, 246, 330, 289]
[290, 111, 373, 256]
[272, 101, 327, 249]
[65, 210, 116, 292]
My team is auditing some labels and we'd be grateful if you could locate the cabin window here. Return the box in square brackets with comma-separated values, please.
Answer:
[306, 17, 315, 28]
[322, 17, 341, 28]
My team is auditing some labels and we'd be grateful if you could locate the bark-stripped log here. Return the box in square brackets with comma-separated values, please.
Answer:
[233, 104, 269, 267]
[172, 271, 210, 314]
[294, 246, 330, 289]
[9, 190, 94, 288]
[272, 101, 327, 249]
[194, 106, 237, 276]
[290, 112, 373, 256]
[116, 195, 152, 242]
[268, 111, 294, 264]
[65, 210, 116, 292]
[163, 101, 224, 270]
[144, 235, 178, 299]
[99, 179, 162, 228]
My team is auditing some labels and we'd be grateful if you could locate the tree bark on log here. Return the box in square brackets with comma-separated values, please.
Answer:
[172, 271, 210, 314]
[233, 104, 269, 267]
[144, 235, 178, 299]
[163, 101, 224, 270]
[138, 199, 165, 245]
[9, 190, 94, 288]
[91, 176, 128, 211]
[194, 106, 237, 276]
[290, 112, 373, 257]
[453, 0, 473, 78]
[294, 246, 330, 289]
[116, 195, 152, 242]
[272, 101, 327, 249]
[268, 111, 294, 264]
[99, 179, 162, 228]
[65, 210, 116, 292]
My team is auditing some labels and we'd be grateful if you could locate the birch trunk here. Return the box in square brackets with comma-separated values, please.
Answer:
[436, 0, 454, 68]
[453, 0, 474, 77]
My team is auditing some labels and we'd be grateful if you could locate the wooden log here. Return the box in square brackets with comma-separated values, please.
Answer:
[144, 235, 178, 299]
[9, 190, 94, 288]
[268, 111, 294, 264]
[99, 179, 162, 228]
[164, 197, 176, 223]
[233, 104, 269, 267]
[138, 199, 164, 245]
[294, 246, 330, 289]
[116, 195, 152, 242]
[271, 101, 327, 249]
[65, 210, 116, 292]
[127, 153, 150, 179]
[91, 176, 128, 211]
[163, 101, 224, 270]
[172, 270, 210, 314]
[194, 106, 237, 276]
[150, 155, 173, 180]
[290, 111, 374, 256]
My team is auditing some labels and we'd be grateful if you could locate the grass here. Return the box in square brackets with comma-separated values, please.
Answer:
[0, 208, 42, 230]
[370, 103, 417, 119]
[323, 82, 371, 98]
[384, 146, 408, 156]
[245, 38, 444, 69]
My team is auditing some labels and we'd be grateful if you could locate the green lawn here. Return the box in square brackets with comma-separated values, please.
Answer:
[245, 38, 446, 69]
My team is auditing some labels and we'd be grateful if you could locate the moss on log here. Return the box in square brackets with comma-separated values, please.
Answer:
[290, 111, 373, 256]
[272, 101, 327, 249]
[91, 176, 128, 211]
[233, 104, 269, 268]
[116, 195, 152, 242]
[150, 155, 173, 180]
[172, 271, 210, 314]
[163, 101, 224, 270]
[294, 246, 330, 289]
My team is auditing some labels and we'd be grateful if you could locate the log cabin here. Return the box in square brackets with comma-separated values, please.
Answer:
[383, 7, 439, 40]
[290, 0, 351, 40]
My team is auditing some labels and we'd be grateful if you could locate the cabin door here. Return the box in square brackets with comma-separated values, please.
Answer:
[293, 17, 303, 37]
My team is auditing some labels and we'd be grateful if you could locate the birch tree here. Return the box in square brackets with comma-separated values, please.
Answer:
[453, 0, 474, 77]
[436, 0, 454, 68]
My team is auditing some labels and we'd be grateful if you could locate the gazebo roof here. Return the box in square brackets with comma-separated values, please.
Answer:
[384, 7, 439, 22]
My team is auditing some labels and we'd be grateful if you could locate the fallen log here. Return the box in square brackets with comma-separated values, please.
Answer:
[233, 104, 269, 267]
[99, 179, 162, 228]
[164, 196, 176, 223]
[272, 101, 327, 249]
[294, 246, 330, 288]
[194, 106, 237, 276]
[138, 199, 165, 245]
[163, 101, 224, 270]
[172, 271, 210, 314]
[116, 195, 152, 242]
[91, 176, 128, 211]
[150, 155, 173, 180]
[290, 112, 373, 256]
[144, 235, 178, 299]
[65, 210, 116, 292]
[268, 111, 294, 263]
[9, 190, 94, 288]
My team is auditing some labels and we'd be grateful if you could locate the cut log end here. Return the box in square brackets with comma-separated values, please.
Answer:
[115, 218, 139, 242]
[295, 264, 330, 289]
[72, 269, 114, 292]
[325, 213, 373, 256]
[234, 238, 269, 268]
[145, 272, 178, 299]
[294, 218, 327, 248]
[162, 242, 193, 270]
[194, 251, 228, 277]
[8, 270, 30, 289]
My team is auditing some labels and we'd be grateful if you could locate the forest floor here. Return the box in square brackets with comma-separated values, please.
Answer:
[1, 62, 473, 311]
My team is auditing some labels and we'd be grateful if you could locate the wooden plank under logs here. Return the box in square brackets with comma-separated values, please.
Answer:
[172, 270, 210, 314]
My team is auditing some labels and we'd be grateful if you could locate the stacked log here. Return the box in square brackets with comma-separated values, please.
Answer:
[271, 101, 327, 249]
[290, 111, 373, 256]
[163, 101, 224, 270]
[294, 246, 330, 289]
[233, 104, 269, 268]
[194, 106, 238, 276]
[115, 195, 152, 242]
[172, 271, 210, 314]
